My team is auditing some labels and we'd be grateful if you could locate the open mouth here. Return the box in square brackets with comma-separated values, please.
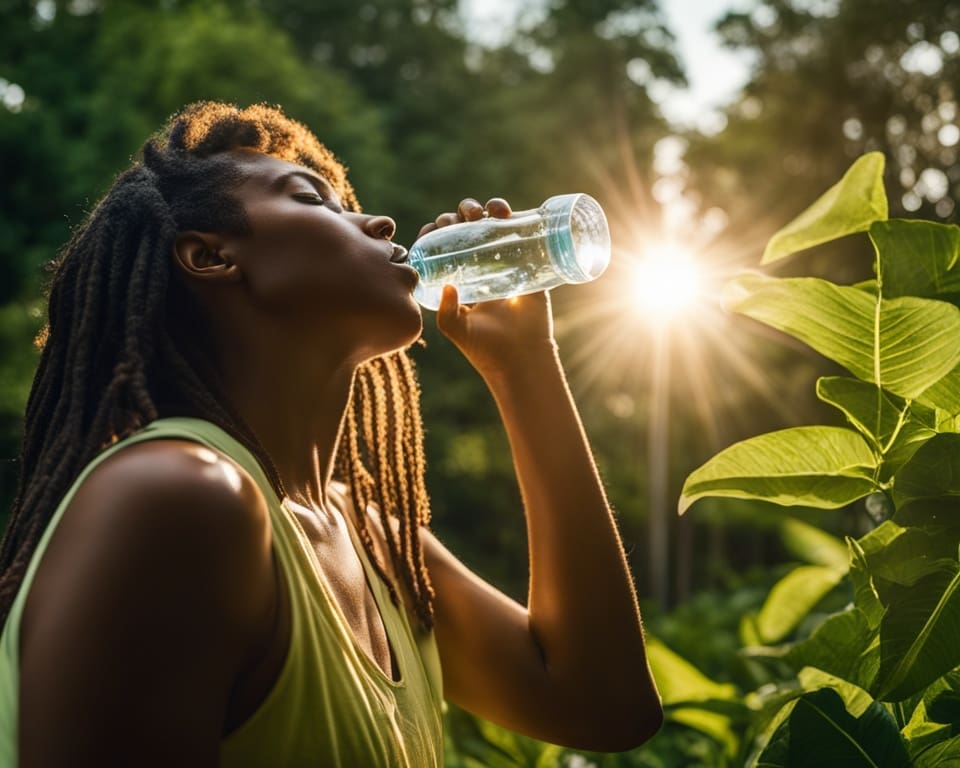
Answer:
[390, 245, 409, 264]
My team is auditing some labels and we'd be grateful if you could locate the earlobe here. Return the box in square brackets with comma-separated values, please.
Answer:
[173, 232, 242, 283]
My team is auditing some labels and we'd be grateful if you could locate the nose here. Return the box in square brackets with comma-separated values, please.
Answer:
[363, 214, 396, 241]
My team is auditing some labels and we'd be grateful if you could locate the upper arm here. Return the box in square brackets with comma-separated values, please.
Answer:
[18, 440, 274, 768]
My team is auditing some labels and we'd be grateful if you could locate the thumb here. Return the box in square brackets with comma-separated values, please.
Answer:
[436, 284, 463, 338]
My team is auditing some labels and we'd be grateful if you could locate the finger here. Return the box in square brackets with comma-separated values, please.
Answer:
[435, 284, 462, 337]
[434, 212, 460, 229]
[458, 198, 485, 221]
[417, 222, 438, 239]
[484, 197, 512, 219]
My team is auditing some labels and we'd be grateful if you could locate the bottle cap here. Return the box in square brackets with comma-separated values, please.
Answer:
[543, 194, 612, 283]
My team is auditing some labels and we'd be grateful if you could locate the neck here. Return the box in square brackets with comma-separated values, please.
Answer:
[216, 329, 358, 513]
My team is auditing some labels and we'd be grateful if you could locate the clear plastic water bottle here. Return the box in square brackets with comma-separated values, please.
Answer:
[408, 193, 611, 310]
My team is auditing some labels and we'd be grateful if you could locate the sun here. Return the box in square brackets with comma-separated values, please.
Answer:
[630, 243, 704, 325]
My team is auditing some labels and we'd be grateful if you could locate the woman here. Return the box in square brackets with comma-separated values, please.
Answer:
[0, 102, 662, 766]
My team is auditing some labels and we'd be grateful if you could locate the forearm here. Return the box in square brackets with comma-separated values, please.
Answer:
[482, 344, 659, 707]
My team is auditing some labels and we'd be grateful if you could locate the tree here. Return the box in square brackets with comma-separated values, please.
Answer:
[684, 0, 959, 251]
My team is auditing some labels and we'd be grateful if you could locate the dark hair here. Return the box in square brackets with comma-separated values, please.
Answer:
[0, 102, 435, 629]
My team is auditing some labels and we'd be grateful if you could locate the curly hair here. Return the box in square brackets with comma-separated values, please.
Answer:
[0, 102, 435, 629]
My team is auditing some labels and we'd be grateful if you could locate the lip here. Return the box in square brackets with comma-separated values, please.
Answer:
[389, 244, 409, 264]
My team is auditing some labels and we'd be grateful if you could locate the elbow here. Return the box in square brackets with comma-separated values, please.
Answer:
[598, 700, 664, 752]
[624, 701, 664, 751]
[565, 691, 664, 753]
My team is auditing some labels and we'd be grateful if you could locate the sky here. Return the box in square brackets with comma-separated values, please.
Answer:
[656, 0, 756, 130]
[458, 0, 755, 134]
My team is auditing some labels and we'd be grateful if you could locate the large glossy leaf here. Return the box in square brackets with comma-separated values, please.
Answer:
[679, 426, 878, 514]
[726, 274, 960, 401]
[755, 687, 910, 767]
[872, 219, 960, 299]
[873, 563, 960, 701]
[757, 565, 846, 643]
[762, 152, 888, 264]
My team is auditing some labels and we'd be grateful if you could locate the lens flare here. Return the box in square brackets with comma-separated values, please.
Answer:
[631, 243, 703, 323]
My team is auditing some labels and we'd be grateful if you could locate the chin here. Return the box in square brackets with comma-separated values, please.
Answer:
[360, 297, 423, 358]
[397, 298, 424, 346]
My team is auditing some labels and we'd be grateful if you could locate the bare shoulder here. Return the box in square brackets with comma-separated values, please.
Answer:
[18, 438, 276, 764]
[22, 437, 274, 641]
[28, 438, 273, 630]
[75, 437, 268, 529]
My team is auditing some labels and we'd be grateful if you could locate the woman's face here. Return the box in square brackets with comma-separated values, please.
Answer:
[217, 149, 422, 359]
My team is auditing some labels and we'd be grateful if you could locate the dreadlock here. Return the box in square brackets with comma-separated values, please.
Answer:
[0, 101, 434, 630]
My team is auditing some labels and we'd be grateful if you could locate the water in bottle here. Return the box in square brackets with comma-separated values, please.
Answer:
[407, 193, 611, 310]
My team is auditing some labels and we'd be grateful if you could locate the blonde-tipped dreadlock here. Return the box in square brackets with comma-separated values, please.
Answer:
[337, 353, 435, 629]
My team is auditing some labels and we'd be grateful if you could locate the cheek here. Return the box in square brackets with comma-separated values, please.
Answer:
[239, 220, 356, 306]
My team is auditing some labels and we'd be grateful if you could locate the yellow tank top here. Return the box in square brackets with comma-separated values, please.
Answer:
[0, 417, 445, 767]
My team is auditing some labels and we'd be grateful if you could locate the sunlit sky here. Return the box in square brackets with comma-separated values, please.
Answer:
[458, 0, 756, 133]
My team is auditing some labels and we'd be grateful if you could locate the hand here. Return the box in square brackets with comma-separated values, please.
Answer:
[415, 196, 510, 238]
[421, 197, 557, 380]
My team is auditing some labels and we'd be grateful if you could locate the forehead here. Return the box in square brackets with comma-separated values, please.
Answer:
[230, 149, 330, 191]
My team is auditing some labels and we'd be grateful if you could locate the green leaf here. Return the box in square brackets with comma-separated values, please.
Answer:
[918, 365, 960, 416]
[858, 520, 960, 589]
[872, 219, 960, 299]
[927, 690, 960, 726]
[901, 669, 960, 738]
[849, 538, 885, 629]
[797, 668, 875, 717]
[755, 687, 910, 767]
[646, 638, 739, 754]
[780, 517, 850, 569]
[783, 608, 880, 691]
[935, 404, 960, 431]
[894, 434, 960, 503]
[904, 705, 953, 763]
[757, 565, 846, 643]
[740, 611, 762, 646]
[762, 152, 888, 264]
[679, 426, 878, 514]
[816, 377, 936, 474]
[646, 637, 738, 703]
[896, 497, 960, 528]
[913, 734, 960, 767]
[725, 274, 960, 401]
[817, 377, 905, 446]
[874, 563, 960, 701]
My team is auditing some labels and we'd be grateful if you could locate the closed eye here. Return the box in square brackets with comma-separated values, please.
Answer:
[292, 193, 343, 213]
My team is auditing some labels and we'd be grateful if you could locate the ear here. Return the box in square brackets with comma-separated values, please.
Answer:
[173, 232, 242, 283]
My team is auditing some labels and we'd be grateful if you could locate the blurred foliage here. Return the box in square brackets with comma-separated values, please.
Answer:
[682, 0, 959, 280]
